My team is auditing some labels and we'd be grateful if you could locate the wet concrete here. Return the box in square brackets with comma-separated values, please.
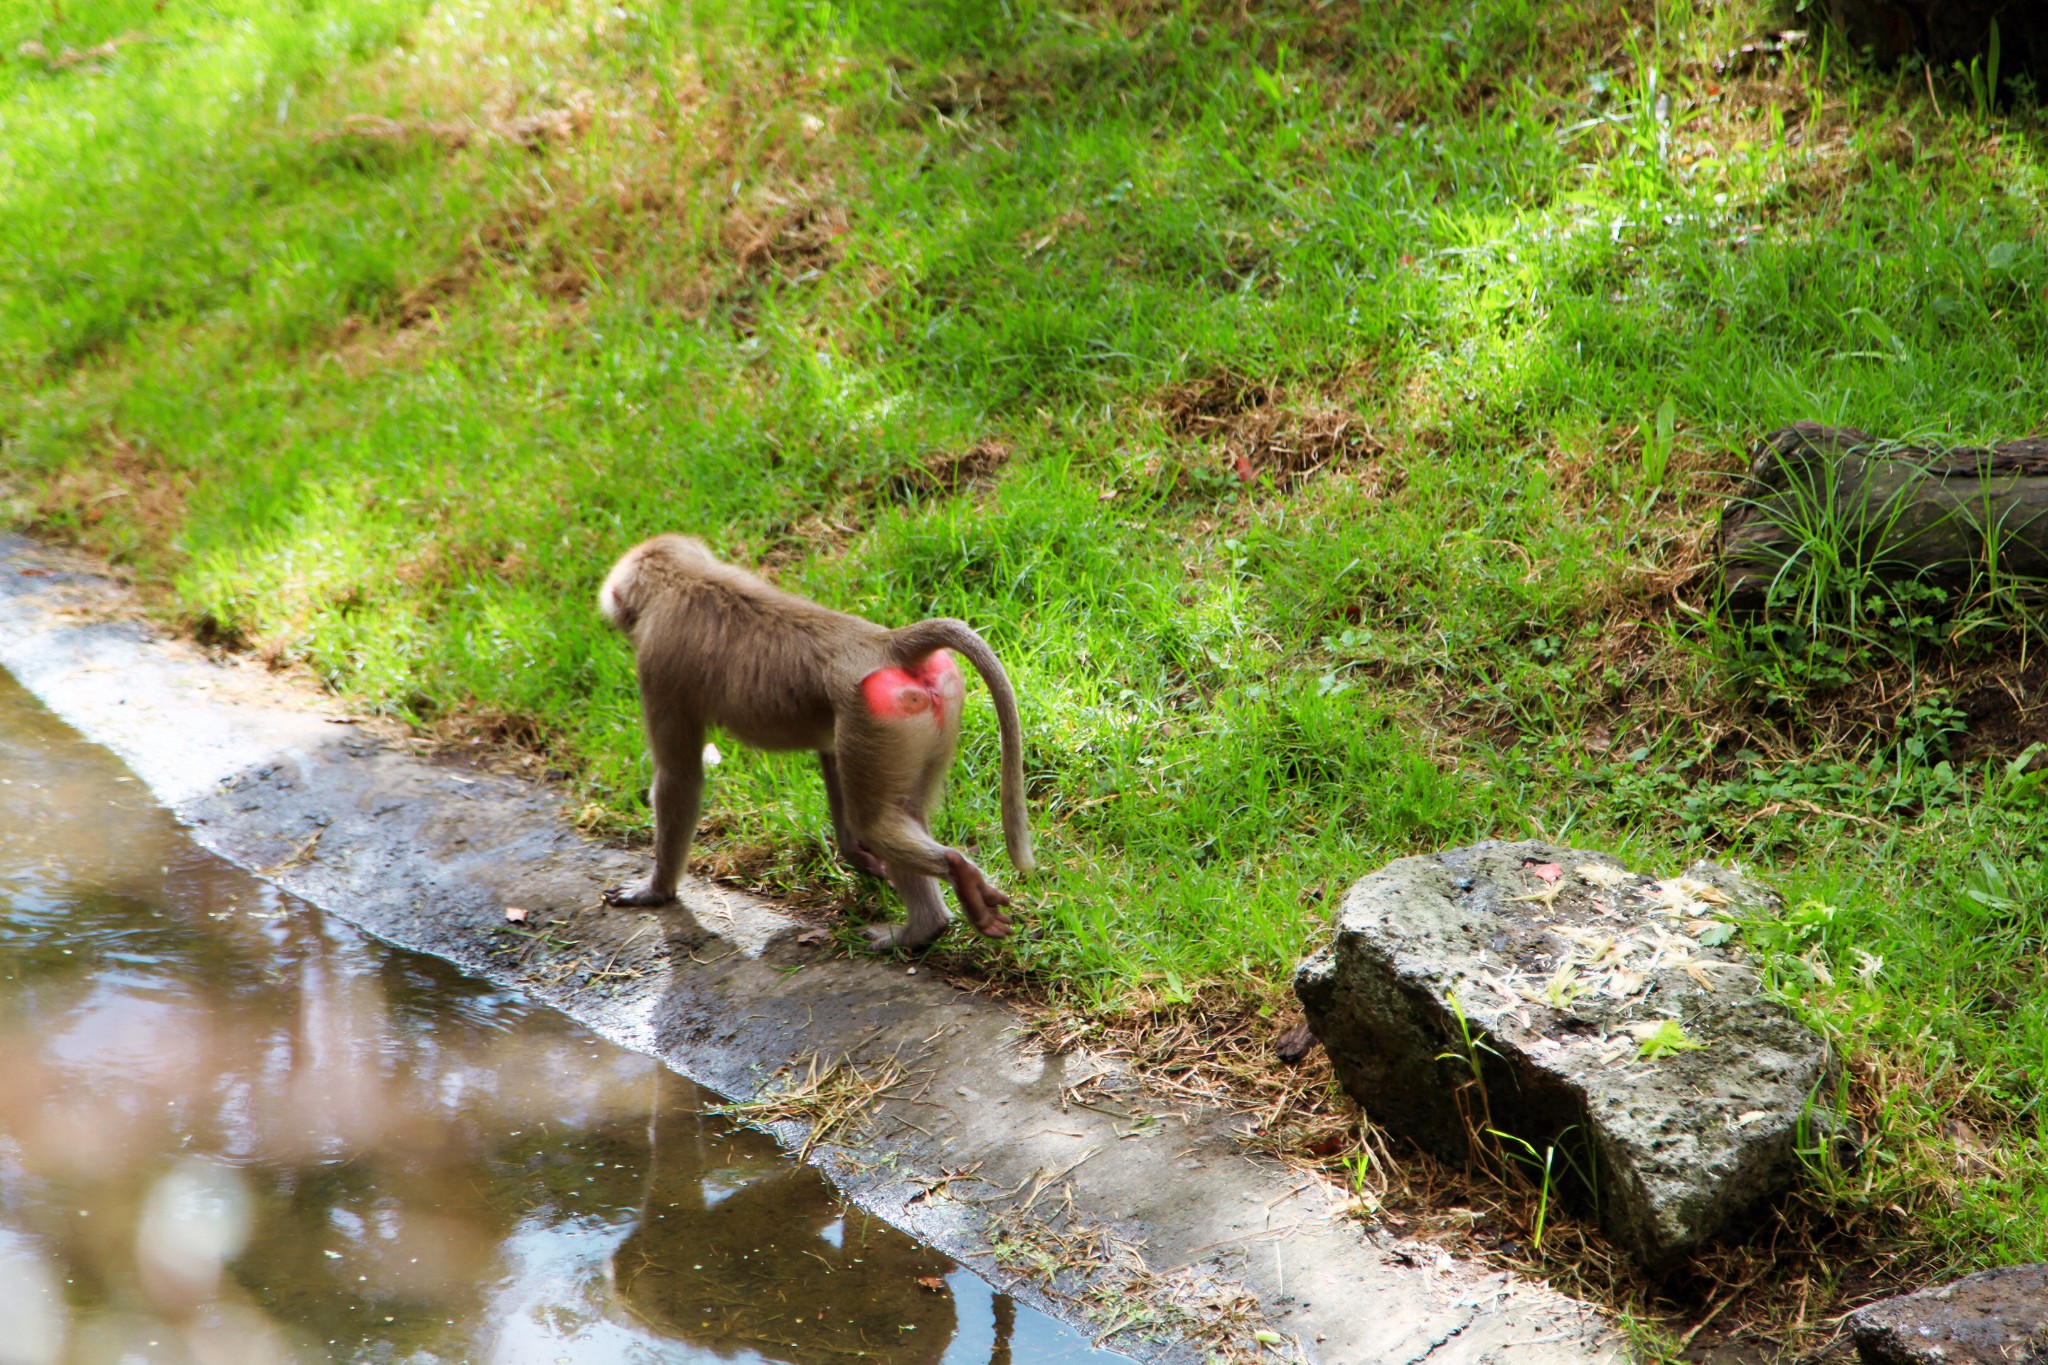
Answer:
[0, 535, 1629, 1364]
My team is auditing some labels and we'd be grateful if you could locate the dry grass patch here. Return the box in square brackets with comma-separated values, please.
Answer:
[29, 426, 190, 561]
[710, 1049, 914, 1160]
[1149, 369, 1394, 501]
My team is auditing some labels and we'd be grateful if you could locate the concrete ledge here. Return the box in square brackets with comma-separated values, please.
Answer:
[0, 533, 1626, 1365]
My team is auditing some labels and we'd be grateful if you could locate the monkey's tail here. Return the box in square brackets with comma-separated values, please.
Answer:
[888, 618, 1036, 876]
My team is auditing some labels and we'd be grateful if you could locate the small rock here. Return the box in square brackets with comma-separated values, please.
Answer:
[1850, 1265, 2048, 1365]
[1293, 840, 1835, 1268]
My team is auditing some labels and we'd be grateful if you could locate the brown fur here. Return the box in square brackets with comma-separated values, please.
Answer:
[598, 535, 1035, 948]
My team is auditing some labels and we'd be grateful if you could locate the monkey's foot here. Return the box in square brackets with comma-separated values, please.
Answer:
[944, 849, 1013, 938]
[599, 879, 678, 908]
[862, 919, 951, 952]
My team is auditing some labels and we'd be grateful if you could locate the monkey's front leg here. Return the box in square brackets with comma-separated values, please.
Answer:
[602, 726, 705, 908]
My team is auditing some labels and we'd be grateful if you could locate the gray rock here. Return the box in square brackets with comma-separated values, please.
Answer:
[1294, 840, 1836, 1268]
[1850, 1265, 2048, 1365]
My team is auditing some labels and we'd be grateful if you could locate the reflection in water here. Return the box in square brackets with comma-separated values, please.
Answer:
[616, 1076, 959, 1362]
[0, 673, 1123, 1365]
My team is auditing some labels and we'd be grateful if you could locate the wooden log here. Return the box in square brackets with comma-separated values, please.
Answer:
[1719, 422, 2048, 602]
[1822, 0, 2048, 84]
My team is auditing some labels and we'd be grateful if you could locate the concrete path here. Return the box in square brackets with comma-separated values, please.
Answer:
[0, 534, 1627, 1365]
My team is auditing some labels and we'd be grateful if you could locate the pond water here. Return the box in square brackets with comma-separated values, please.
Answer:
[0, 672, 1126, 1365]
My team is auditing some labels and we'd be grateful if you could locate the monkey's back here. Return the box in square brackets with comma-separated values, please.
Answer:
[601, 535, 890, 751]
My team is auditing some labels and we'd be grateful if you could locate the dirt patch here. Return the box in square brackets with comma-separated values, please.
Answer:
[1953, 662, 2048, 761]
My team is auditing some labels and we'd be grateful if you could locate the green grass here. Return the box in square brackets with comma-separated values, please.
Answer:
[8, 0, 2048, 1334]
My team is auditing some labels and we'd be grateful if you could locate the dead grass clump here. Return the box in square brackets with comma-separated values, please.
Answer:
[15, 30, 152, 71]
[308, 92, 595, 152]
[1159, 370, 1280, 433]
[710, 1050, 910, 1159]
[721, 198, 851, 283]
[878, 438, 1013, 503]
[751, 436, 1016, 571]
[432, 706, 552, 761]
[756, 511, 865, 574]
[1156, 370, 1387, 495]
[31, 427, 190, 549]
[1030, 985, 1338, 1124]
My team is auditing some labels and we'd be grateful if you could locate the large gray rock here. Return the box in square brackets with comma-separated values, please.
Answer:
[1850, 1265, 2048, 1365]
[1294, 840, 1835, 1268]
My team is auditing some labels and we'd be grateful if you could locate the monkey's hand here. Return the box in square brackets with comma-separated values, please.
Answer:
[600, 879, 679, 909]
[944, 849, 1013, 939]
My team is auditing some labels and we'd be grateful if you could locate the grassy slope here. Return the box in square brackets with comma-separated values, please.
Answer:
[8, 0, 2048, 1341]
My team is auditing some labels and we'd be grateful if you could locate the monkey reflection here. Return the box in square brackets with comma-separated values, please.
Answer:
[613, 1073, 1020, 1364]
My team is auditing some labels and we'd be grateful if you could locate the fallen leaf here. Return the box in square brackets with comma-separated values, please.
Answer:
[1632, 1019, 1704, 1059]
[1667, 875, 1729, 905]
[916, 1276, 946, 1292]
[1575, 862, 1631, 889]
[1232, 453, 1256, 482]
[17, 568, 50, 578]
[1604, 968, 1648, 996]
[1254, 1329, 1285, 1346]
[504, 906, 529, 923]
[1528, 862, 1564, 884]
[796, 927, 830, 946]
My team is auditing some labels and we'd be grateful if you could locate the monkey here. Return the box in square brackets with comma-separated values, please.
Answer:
[595, 534, 1035, 950]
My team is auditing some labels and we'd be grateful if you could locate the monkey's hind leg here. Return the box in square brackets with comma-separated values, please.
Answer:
[602, 721, 705, 908]
[856, 811, 1015, 943]
[818, 752, 888, 878]
[942, 848, 1014, 938]
[864, 867, 954, 951]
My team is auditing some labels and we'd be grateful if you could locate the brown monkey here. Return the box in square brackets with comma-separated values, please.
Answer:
[597, 534, 1034, 949]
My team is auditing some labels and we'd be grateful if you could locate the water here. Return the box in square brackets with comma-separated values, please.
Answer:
[0, 672, 1124, 1364]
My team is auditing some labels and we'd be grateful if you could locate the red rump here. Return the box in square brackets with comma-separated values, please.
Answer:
[861, 650, 960, 725]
